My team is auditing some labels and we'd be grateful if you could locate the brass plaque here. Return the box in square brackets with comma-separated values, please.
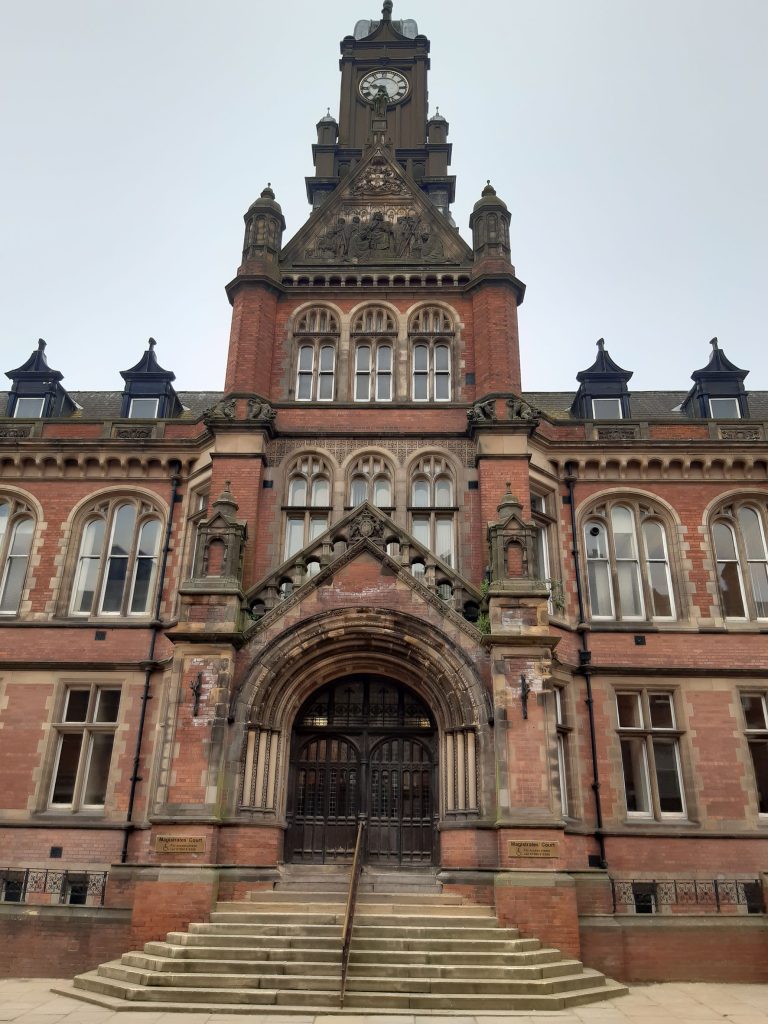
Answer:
[508, 840, 558, 859]
[155, 835, 206, 854]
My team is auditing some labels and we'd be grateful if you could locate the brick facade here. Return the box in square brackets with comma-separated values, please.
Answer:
[0, 5, 766, 984]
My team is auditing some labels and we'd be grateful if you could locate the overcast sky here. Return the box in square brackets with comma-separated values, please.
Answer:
[1, 0, 766, 397]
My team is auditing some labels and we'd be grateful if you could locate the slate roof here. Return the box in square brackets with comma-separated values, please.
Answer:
[524, 391, 768, 421]
[2, 389, 768, 422]
[0, 391, 220, 419]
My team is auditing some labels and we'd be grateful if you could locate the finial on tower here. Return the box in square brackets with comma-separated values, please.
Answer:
[710, 336, 719, 350]
[382, 0, 393, 21]
[148, 337, 156, 350]
[37, 338, 46, 352]
[596, 337, 605, 351]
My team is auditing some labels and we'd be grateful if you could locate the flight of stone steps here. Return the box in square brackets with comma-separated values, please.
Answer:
[55, 864, 627, 1012]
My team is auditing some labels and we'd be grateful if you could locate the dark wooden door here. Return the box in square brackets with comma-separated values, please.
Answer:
[285, 677, 436, 865]
[367, 736, 434, 864]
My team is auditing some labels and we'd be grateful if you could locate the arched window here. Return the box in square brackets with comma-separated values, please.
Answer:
[347, 454, 394, 508]
[408, 455, 456, 567]
[0, 498, 35, 615]
[293, 307, 339, 402]
[284, 454, 332, 559]
[69, 498, 163, 617]
[583, 500, 676, 622]
[409, 307, 455, 402]
[711, 501, 768, 620]
[351, 307, 397, 402]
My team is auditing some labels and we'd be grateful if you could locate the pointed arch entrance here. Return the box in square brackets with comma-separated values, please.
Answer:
[285, 676, 437, 864]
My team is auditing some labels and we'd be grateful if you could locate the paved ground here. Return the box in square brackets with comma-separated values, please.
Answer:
[0, 980, 767, 1024]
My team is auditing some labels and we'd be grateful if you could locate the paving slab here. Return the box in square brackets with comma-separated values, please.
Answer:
[2, 981, 768, 1023]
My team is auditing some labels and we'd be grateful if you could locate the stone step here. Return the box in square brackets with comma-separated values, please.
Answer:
[275, 881, 443, 895]
[100, 963, 341, 991]
[71, 972, 341, 1007]
[143, 941, 341, 961]
[345, 958, 585, 980]
[341, 976, 628, 1011]
[350, 944, 563, 964]
[219, 901, 345, 915]
[216, 902, 493, 918]
[345, 971, 600, 996]
[124, 953, 340, 975]
[352, 923, 517, 939]
[247, 890, 461, 906]
[210, 911, 344, 925]
[189, 922, 342, 937]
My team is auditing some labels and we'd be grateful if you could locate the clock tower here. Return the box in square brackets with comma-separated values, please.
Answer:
[306, 0, 454, 214]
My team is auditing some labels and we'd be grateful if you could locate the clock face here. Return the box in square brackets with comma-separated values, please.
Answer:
[359, 69, 409, 105]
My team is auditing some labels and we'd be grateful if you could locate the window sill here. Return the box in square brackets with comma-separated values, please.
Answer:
[40, 614, 159, 622]
[32, 810, 109, 822]
[622, 817, 695, 828]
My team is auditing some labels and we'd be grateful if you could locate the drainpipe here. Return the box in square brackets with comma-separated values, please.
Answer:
[564, 461, 607, 869]
[120, 459, 182, 864]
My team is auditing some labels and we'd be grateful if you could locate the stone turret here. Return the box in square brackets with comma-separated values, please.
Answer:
[469, 180, 511, 261]
[242, 184, 286, 269]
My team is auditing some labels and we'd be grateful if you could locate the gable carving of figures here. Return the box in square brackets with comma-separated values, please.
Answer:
[304, 206, 452, 264]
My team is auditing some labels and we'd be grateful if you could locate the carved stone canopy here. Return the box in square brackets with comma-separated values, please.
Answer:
[190, 481, 247, 588]
[487, 484, 539, 583]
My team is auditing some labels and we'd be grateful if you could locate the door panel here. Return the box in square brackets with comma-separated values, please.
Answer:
[368, 736, 433, 865]
[286, 735, 359, 863]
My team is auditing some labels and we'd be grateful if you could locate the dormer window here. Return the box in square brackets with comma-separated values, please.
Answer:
[119, 338, 182, 420]
[682, 338, 749, 419]
[128, 398, 159, 419]
[591, 398, 623, 420]
[571, 339, 632, 420]
[5, 339, 76, 419]
[709, 397, 741, 419]
[13, 397, 46, 419]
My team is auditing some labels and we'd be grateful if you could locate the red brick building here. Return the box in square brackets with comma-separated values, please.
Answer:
[1, 2, 767, 985]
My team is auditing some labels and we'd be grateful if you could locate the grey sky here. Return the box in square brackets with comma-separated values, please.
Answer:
[1, 0, 766, 397]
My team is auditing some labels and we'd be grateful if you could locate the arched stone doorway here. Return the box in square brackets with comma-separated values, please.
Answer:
[236, 608, 491, 865]
[285, 676, 437, 865]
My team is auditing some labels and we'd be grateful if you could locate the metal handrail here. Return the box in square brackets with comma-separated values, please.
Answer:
[340, 818, 366, 1007]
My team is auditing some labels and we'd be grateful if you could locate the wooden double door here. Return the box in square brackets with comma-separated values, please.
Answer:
[285, 677, 437, 865]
